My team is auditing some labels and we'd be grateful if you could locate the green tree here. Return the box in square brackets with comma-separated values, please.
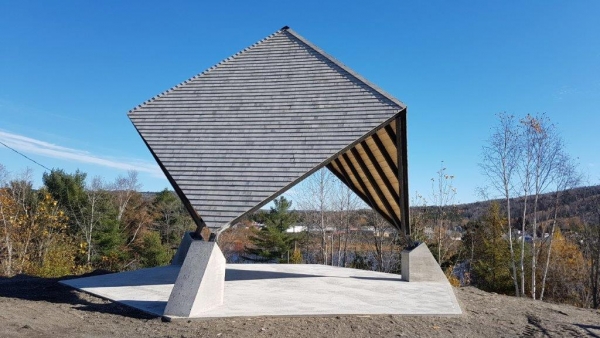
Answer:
[472, 202, 514, 294]
[95, 218, 128, 270]
[244, 196, 296, 262]
[137, 231, 171, 267]
[42, 169, 87, 232]
[151, 189, 194, 247]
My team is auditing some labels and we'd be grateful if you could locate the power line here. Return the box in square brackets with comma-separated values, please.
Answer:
[0, 140, 51, 171]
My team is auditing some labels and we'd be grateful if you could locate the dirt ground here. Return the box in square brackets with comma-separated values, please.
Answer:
[0, 272, 598, 338]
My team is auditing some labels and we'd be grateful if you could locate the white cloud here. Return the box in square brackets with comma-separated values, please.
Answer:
[0, 130, 164, 177]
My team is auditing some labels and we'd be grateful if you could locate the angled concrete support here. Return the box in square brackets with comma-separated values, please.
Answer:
[164, 232, 225, 317]
[401, 242, 447, 283]
[171, 231, 195, 265]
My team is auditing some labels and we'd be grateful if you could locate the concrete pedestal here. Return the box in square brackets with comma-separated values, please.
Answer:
[401, 242, 447, 283]
[163, 232, 226, 317]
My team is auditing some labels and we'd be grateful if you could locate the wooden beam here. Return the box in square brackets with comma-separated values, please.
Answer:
[338, 155, 397, 227]
[385, 124, 396, 144]
[371, 133, 398, 174]
[326, 162, 372, 207]
[360, 140, 400, 203]
[350, 147, 402, 229]
[396, 111, 410, 237]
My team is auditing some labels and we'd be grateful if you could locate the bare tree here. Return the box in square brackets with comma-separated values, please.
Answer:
[523, 114, 562, 300]
[409, 191, 429, 244]
[0, 164, 16, 276]
[364, 211, 400, 272]
[540, 153, 579, 301]
[112, 170, 140, 222]
[6, 169, 37, 274]
[0, 168, 45, 275]
[589, 203, 600, 308]
[430, 162, 457, 265]
[69, 176, 105, 263]
[517, 115, 535, 297]
[332, 180, 363, 266]
[296, 168, 334, 264]
[580, 177, 600, 308]
[480, 112, 521, 296]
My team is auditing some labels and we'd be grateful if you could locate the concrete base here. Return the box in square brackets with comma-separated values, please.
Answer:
[171, 231, 195, 265]
[401, 242, 448, 282]
[164, 236, 225, 317]
[60, 264, 461, 318]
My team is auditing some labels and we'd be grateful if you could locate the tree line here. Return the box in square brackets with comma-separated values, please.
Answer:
[405, 113, 599, 308]
[0, 166, 194, 277]
[1, 112, 598, 309]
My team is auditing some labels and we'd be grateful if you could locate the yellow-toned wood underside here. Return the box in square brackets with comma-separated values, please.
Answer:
[327, 119, 406, 232]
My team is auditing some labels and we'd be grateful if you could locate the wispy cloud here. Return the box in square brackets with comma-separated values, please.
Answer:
[555, 85, 577, 100]
[0, 130, 164, 177]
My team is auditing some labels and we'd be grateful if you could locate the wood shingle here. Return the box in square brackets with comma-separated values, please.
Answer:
[129, 27, 410, 235]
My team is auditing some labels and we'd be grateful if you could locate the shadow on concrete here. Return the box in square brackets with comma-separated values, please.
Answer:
[350, 275, 405, 282]
[61, 265, 179, 288]
[575, 324, 600, 338]
[62, 266, 322, 289]
[225, 268, 321, 281]
[0, 272, 158, 320]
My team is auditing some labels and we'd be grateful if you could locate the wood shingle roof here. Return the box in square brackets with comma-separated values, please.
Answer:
[129, 27, 410, 235]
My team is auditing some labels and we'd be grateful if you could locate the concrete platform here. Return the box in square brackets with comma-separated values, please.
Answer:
[60, 264, 461, 318]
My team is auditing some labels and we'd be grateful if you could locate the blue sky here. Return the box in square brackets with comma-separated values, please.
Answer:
[1, 1, 599, 204]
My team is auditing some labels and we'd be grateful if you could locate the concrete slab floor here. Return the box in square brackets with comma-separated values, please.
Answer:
[60, 264, 462, 319]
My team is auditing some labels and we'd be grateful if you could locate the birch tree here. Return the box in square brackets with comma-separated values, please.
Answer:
[518, 115, 535, 297]
[112, 170, 140, 222]
[79, 177, 105, 263]
[480, 112, 521, 296]
[522, 114, 562, 300]
[540, 153, 579, 300]
[296, 168, 334, 264]
[332, 179, 362, 267]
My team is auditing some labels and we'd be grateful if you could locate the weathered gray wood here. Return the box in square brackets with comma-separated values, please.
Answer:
[129, 27, 408, 232]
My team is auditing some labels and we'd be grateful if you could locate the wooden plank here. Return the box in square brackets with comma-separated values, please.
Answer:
[326, 162, 373, 209]
[340, 153, 396, 226]
[360, 141, 400, 203]
[350, 147, 401, 229]
[371, 132, 398, 173]
[385, 125, 396, 145]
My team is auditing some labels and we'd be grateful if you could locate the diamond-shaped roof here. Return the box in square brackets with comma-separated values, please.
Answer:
[129, 27, 409, 233]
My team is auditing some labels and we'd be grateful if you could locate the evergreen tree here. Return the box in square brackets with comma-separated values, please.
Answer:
[244, 196, 296, 262]
[137, 231, 171, 267]
[151, 189, 194, 246]
[472, 202, 515, 294]
[42, 169, 87, 233]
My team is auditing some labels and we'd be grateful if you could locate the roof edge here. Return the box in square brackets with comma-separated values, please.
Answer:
[284, 28, 406, 109]
[128, 27, 288, 115]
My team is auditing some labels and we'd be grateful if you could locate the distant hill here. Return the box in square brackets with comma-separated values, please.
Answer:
[431, 185, 600, 231]
[140, 185, 600, 231]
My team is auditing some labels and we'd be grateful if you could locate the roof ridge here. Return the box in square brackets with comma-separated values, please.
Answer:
[128, 27, 288, 115]
[283, 28, 406, 109]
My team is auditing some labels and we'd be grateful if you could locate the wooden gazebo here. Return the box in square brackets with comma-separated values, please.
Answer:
[129, 26, 410, 237]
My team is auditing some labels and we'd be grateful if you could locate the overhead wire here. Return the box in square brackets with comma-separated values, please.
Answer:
[0, 140, 51, 171]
